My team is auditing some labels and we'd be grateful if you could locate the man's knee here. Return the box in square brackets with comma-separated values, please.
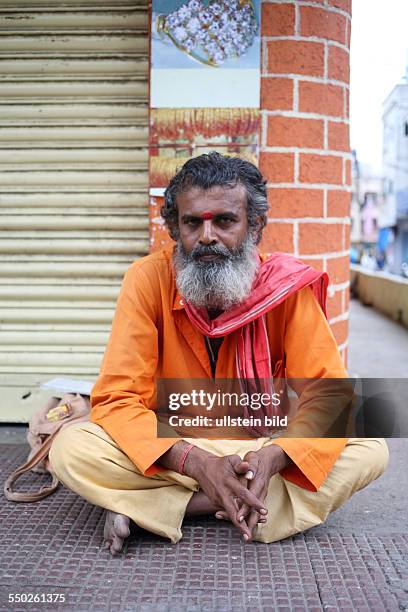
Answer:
[366, 438, 389, 479]
[346, 438, 389, 489]
[49, 422, 90, 481]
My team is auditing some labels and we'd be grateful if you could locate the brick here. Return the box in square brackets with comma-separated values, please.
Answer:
[300, 7, 347, 44]
[298, 222, 343, 254]
[345, 158, 351, 185]
[299, 154, 343, 184]
[267, 116, 324, 148]
[299, 82, 344, 117]
[268, 40, 325, 77]
[328, 190, 350, 216]
[262, 3, 295, 36]
[261, 77, 293, 111]
[343, 223, 351, 249]
[268, 188, 324, 217]
[328, 121, 349, 151]
[260, 222, 294, 253]
[259, 152, 294, 183]
[299, 257, 324, 271]
[346, 16, 351, 47]
[330, 319, 348, 344]
[328, 45, 350, 82]
[327, 255, 350, 284]
[327, 290, 343, 319]
[328, 0, 352, 14]
[345, 87, 350, 118]
[343, 287, 350, 311]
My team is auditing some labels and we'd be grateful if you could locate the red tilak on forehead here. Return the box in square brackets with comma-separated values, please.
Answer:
[200, 212, 214, 220]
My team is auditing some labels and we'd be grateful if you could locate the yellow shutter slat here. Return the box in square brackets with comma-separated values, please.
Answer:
[0, 1, 149, 420]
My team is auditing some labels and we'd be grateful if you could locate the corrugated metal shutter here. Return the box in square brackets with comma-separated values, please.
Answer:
[0, 0, 149, 420]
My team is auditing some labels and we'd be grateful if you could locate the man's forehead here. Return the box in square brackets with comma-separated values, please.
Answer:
[176, 184, 247, 213]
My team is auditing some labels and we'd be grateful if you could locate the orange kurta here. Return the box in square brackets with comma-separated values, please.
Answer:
[91, 246, 348, 491]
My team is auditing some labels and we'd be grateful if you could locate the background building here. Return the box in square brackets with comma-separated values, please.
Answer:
[382, 75, 408, 274]
[351, 151, 383, 255]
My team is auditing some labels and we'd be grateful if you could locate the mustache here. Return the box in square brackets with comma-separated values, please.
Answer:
[174, 235, 259, 310]
[190, 243, 231, 260]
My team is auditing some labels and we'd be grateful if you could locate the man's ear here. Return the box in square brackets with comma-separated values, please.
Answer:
[166, 221, 179, 242]
[251, 215, 265, 245]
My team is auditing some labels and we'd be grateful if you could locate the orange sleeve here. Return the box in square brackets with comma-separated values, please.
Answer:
[272, 286, 348, 491]
[91, 262, 178, 476]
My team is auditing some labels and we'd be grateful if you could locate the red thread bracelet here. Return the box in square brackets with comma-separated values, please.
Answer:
[179, 443, 195, 475]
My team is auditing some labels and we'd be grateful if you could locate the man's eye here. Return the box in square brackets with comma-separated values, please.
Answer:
[185, 219, 200, 227]
[218, 217, 233, 225]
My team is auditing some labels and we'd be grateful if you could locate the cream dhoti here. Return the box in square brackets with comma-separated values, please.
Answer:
[49, 423, 389, 544]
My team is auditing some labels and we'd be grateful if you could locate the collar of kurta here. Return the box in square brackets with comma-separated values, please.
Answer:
[172, 291, 185, 311]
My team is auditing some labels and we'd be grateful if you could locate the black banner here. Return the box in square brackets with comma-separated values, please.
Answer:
[155, 378, 408, 438]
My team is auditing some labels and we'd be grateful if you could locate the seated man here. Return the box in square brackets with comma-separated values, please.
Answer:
[50, 152, 388, 556]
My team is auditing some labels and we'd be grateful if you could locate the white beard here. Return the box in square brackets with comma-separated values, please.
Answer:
[173, 235, 259, 311]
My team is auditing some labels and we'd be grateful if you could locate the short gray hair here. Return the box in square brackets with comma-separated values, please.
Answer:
[161, 152, 269, 244]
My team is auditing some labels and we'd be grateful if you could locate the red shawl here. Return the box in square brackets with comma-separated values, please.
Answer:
[183, 252, 329, 435]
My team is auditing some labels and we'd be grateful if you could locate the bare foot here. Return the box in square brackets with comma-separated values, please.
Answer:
[103, 511, 130, 556]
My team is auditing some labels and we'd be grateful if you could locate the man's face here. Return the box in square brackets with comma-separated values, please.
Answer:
[176, 184, 249, 257]
[173, 184, 260, 311]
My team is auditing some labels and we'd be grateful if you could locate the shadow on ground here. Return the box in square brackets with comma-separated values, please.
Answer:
[0, 440, 407, 611]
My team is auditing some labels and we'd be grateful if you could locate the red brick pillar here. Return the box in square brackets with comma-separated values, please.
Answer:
[259, 0, 352, 364]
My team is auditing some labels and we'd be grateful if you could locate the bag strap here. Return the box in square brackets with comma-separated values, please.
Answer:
[4, 428, 61, 502]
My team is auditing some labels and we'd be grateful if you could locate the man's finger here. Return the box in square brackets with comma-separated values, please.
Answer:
[246, 511, 262, 540]
[232, 482, 267, 515]
[237, 503, 266, 522]
[215, 510, 229, 520]
[216, 509, 266, 522]
[223, 487, 251, 541]
[237, 476, 265, 520]
[233, 459, 258, 480]
[237, 502, 250, 522]
[237, 477, 269, 522]
[223, 498, 252, 540]
[241, 452, 261, 478]
[233, 460, 251, 475]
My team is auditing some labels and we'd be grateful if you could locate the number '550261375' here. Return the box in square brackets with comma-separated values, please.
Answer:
[8, 593, 66, 603]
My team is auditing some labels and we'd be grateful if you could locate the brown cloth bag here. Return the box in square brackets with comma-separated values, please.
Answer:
[4, 393, 90, 503]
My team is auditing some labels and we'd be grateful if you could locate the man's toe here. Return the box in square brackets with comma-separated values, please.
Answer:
[114, 519, 130, 539]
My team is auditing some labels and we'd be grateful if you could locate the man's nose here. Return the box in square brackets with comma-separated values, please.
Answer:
[199, 219, 217, 245]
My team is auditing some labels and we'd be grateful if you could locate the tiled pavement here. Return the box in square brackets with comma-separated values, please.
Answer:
[0, 441, 407, 612]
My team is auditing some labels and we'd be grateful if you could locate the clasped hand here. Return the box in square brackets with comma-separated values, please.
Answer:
[191, 445, 289, 542]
